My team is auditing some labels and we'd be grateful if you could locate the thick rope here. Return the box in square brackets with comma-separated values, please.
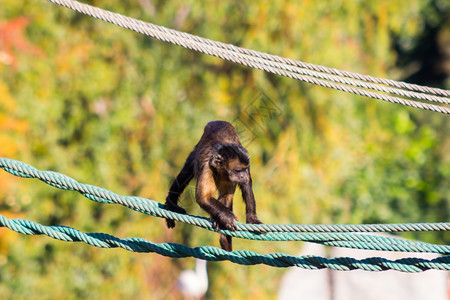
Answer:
[1, 157, 449, 255]
[1, 214, 448, 272]
[46, 0, 450, 113]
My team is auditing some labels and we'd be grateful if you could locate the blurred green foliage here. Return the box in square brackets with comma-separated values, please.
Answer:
[0, 0, 448, 298]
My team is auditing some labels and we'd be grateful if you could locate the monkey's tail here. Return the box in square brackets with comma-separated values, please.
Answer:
[219, 233, 232, 252]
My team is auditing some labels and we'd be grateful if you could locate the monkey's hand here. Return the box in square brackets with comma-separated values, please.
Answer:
[246, 214, 263, 225]
[212, 211, 238, 231]
[164, 199, 187, 229]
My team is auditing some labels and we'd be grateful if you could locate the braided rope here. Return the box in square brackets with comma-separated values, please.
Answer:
[1, 215, 448, 272]
[46, 0, 450, 113]
[1, 157, 449, 255]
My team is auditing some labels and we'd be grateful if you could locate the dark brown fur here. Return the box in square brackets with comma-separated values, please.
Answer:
[164, 121, 262, 251]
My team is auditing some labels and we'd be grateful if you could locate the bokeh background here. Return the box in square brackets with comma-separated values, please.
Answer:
[0, 0, 449, 299]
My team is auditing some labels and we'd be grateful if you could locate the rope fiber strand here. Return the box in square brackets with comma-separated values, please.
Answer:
[46, 0, 450, 114]
[1, 214, 448, 272]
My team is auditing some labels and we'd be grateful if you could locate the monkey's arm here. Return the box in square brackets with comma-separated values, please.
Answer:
[218, 193, 234, 251]
[164, 150, 195, 228]
[239, 174, 263, 224]
[196, 172, 238, 231]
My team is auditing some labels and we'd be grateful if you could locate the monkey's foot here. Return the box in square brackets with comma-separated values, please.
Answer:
[164, 201, 187, 214]
[164, 200, 187, 229]
[212, 212, 238, 231]
[246, 215, 263, 224]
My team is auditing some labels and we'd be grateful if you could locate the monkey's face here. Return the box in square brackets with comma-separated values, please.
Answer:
[226, 158, 250, 184]
[210, 144, 251, 184]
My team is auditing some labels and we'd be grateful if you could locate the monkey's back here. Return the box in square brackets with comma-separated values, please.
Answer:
[201, 121, 241, 144]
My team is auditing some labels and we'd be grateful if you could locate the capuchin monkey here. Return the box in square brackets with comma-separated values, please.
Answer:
[164, 120, 262, 251]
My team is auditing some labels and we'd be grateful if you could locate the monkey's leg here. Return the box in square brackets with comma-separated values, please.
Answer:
[218, 194, 234, 251]
[165, 151, 195, 228]
[239, 175, 263, 225]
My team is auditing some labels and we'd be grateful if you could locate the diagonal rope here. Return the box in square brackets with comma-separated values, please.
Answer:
[1, 157, 449, 255]
[46, 0, 450, 114]
[1, 214, 448, 272]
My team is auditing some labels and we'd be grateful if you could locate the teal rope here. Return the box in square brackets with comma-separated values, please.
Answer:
[1, 157, 449, 255]
[1, 214, 448, 272]
[2, 157, 448, 233]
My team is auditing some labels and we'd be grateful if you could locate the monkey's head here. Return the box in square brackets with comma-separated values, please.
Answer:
[210, 143, 250, 184]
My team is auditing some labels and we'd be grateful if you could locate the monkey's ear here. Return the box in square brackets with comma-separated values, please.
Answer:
[210, 154, 224, 169]
[211, 143, 225, 169]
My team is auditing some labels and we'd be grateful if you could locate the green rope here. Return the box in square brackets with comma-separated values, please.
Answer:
[1, 214, 448, 272]
[1, 157, 449, 255]
[1, 157, 448, 233]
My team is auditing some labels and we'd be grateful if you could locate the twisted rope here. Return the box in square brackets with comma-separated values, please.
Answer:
[1, 215, 448, 272]
[1, 157, 449, 255]
[46, 0, 450, 114]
